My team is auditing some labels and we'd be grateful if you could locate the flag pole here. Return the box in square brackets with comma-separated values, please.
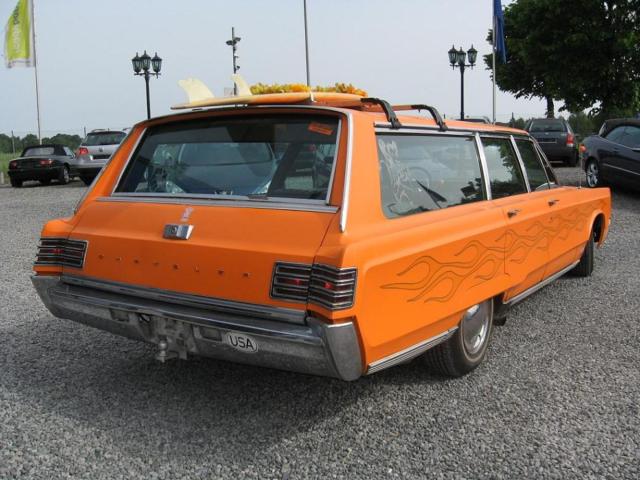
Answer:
[492, 13, 497, 124]
[303, 0, 311, 87]
[30, 0, 42, 143]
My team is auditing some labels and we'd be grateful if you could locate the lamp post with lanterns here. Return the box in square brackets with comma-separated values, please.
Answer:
[131, 51, 162, 119]
[225, 27, 241, 95]
[447, 45, 477, 120]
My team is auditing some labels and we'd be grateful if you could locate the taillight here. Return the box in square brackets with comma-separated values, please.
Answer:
[566, 133, 575, 147]
[271, 262, 357, 310]
[9, 161, 17, 169]
[39, 159, 53, 166]
[77, 147, 89, 155]
[35, 237, 88, 268]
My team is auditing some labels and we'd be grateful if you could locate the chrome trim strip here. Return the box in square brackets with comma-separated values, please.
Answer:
[375, 122, 527, 136]
[110, 127, 147, 196]
[374, 127, 473, 136]
[606, 164, 640, 177]
[475, 132, 492, 200]
[60, 274, 307, 324]
[325, 119, 342, 204]
[111, 191, 328, 206]
[339, 111, 354, 233]
[367, 327, 458, 375]
[96, 196, 338, 213]
[504, 260, 579, 306]
[510, 134, 532, 193]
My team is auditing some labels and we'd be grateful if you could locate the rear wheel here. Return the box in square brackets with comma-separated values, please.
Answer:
[585, 159, 603, 188]
[58, 165, 70, 185]
[572, 227, 595, 277]
[424, 299, 493, 377]
[10, 178, 22, 188]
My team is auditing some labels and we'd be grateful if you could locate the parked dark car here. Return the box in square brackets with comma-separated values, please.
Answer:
[7, 144, 76, 188]
[525, 118, 578, 166]
[581, 118, 640, 189]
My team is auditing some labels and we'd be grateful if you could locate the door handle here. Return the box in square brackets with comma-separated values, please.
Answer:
[507, 209, 521, 218]
[548, 199, 559, 206]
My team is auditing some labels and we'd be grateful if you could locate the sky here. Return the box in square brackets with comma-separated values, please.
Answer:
[0, 0, 550, 137]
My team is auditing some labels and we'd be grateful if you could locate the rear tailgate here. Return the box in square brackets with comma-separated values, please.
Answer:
[68, 200, 335, 308]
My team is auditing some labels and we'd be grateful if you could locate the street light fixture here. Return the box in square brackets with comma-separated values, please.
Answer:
[226, 27, 241, 95]
[131, 50, 162, 120]
[447, 44, 477, 120]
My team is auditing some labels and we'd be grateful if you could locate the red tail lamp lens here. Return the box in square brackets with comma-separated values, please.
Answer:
[78, 147, 89, 155]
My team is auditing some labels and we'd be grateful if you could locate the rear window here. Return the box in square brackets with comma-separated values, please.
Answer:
[115, 115, 340, 202]
[377, 134, 485, 218]
[22, 146, 55, 156]
[83, 132, 126, 146]
[528, 120, 566, 133]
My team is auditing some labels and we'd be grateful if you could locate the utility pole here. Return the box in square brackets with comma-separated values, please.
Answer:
[11, 130, 15, 155]
[303, 0, 311, 86]
[226, 27, 241, 95]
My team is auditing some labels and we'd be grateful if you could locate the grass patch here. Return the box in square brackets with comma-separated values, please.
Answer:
[0, 152, 15, 177]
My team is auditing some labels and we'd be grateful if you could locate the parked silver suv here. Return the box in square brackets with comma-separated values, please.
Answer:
[74, 129, 127, 185]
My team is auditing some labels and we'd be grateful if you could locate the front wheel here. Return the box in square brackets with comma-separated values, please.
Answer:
[424, 299, 493, 377]
[572, 227, 595, 277]
[58, 166, 70, 185]
[585, 159, 603, 188]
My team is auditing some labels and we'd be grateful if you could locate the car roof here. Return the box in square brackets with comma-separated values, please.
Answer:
[145, 93, 528, 136]
[20, 144, 68, 156]
[600, 118, 640, 136]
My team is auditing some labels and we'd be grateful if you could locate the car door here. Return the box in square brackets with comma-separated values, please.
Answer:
[480, 135, 551, 301]
[614, 125, 640, 185]
[599, 126, 627, 182]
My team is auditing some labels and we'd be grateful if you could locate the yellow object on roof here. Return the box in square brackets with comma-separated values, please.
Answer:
[171, 91, 365, 110]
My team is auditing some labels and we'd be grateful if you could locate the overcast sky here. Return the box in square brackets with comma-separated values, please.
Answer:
[0, 0, 549, 136]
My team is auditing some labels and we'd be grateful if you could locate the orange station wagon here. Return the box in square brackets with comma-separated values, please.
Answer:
[31, 93, 611, 380]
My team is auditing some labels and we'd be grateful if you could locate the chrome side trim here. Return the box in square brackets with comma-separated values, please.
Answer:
[374, 126, 474, 136]
[96, 196, 338, 213]
[60, 274, 307, 325]
[366, 327, 458, 375]
[111, 191, 328, 206]
[110, 127, 147, 196]
[510, 134, 532, 193]
[475, 132, 492, 200]
[375, 122, 528, 136]
[339, 111, 354, 233]
[325, 119, 342, 204]
[504, 260, 579, 306]
[607, 164, 640, 177]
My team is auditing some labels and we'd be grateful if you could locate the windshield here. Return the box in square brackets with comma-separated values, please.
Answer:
[115, 115, 340, 202]
[528, 120, 566, 133]
[23, 146, 55, 156]
[84, 132, 126, 146]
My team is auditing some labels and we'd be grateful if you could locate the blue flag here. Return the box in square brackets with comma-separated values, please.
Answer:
[493, 0, 507, 63]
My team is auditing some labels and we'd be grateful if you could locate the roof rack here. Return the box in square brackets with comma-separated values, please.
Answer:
[393, 104, 448, 131]
[360, 98, 447, 131]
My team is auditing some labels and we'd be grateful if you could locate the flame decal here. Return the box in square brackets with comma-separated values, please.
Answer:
[382, 201, 603, 304]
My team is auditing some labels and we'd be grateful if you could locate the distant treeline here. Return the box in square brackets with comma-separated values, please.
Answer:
[0, 133, 82, 154]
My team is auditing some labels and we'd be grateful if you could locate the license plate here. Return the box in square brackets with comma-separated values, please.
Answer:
[224, 332, 259, 353]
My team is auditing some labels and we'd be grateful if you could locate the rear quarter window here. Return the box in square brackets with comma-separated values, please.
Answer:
[481, 137, 528, 198]
[376, 134, 485, 218]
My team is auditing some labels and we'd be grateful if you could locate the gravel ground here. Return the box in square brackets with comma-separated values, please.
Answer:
[0, 169, 639, 480]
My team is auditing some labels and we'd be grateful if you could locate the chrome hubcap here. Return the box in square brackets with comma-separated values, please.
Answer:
[461, 302, 490, 356]
[586, 162, 598, 187]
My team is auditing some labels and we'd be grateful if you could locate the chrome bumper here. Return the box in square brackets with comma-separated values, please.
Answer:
[32, 275, 363, 381]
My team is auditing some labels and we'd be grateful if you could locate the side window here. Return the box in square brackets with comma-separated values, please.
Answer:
[376, 134, 485, 218]
[605, 126, 626, 144]
[481, 137, 528, 199]
[516, 139, 550, 191]
[619, 126, 640, 148]
[63, 146, 73, 156]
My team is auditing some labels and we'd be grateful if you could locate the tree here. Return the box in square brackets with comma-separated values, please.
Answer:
[486, 0, 640, 120]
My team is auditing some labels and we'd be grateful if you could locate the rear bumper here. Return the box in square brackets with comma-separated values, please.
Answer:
[31, 275, 363, 380]
[538, 143, 574, 160]
[8, 166, 62, 181]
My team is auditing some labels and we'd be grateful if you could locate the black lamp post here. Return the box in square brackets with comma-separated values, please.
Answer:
[448, 44, 477, 120]
[132, 50, 162, 119]
[225, 27, 241, 95]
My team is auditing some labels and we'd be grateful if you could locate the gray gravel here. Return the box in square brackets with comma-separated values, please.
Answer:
[1, 170, 639, 479]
